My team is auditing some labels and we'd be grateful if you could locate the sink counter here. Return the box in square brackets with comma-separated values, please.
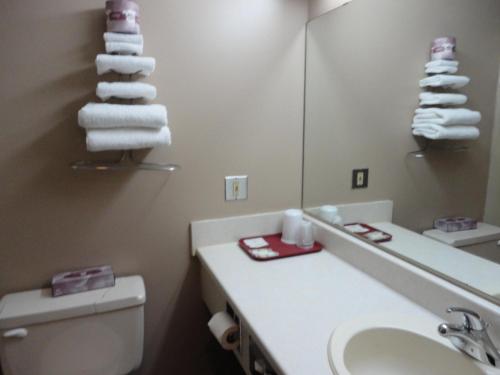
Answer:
[197, 242, 439, 375]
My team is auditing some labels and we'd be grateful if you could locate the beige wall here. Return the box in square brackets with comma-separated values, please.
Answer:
[303, 0, 500, 232]
[485, 74, 500, 227]
[0, 0, 307, 374]
[308, 0, 352, 19]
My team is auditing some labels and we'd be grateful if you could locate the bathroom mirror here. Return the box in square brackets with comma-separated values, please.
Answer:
[302, 0, 500, 304]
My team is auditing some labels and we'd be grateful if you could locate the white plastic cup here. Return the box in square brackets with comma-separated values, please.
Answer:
[319, 205, 338, 222]
[297, 220, 314, 250]
[332, 215, 343, 226]
[319, 205, 339, 224]
[281, 209, 303, 245]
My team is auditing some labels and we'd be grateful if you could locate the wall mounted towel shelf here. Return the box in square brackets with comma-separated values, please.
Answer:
[407, 139, 469, 159]
[110, 70, 143, 76]
[71, 150, 180, 172]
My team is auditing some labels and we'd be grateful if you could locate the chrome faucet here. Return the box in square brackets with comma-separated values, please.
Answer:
[438, 307, 500, 367]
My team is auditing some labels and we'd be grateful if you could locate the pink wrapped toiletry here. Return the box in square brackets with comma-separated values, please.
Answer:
[431, 37, 456, 61]
[51, 265, 115, 297]
[105, 0, 140, 34]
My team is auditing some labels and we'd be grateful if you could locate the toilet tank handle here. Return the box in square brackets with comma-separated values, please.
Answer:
[3, 328, 28, 339]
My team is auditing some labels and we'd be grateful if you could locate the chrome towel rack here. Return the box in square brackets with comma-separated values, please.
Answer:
[71, 150, 180, 172]
[407, 139, 469, 159]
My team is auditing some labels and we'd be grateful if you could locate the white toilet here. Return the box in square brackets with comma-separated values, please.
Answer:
[0, 275, 146, 375]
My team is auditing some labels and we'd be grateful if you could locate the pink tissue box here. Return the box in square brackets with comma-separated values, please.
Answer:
[434, 217, 477, 233]
[51, 265, 115, 297]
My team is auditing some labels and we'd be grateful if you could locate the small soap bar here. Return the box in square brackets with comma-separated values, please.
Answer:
[250, 248, 279, 259]
[51, 265, 115, 297]
[344, 224, 370, 234]
[243, 237, 269, 249]
[365, 231, 391, 242]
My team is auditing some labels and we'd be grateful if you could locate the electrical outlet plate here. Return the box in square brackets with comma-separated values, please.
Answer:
[352, 169, 369, 189]
[225, 176, 248, 201]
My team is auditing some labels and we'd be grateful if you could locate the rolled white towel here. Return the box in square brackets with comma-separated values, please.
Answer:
[419, 75, 470, 89]
[96, 82, 157, 101]
[78, 103, 167, 129]
[413, 108, 481, 125]
[105, 42, 143, 56]
[425, 60, 459, 69]
[425, 65, 458, 74]
[96, 54, 155, 76]
[86, 126, 171, 152]
[419, 93, 467, 106]
[104, 32, 143, 45]
[412, 123, 480, 140]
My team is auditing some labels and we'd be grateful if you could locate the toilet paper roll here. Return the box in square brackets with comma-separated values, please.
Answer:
[208, 312, 240, 350]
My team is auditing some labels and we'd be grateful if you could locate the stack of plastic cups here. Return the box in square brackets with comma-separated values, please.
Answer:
[319, 205, 343, 226]
[281, 209, 303, 245]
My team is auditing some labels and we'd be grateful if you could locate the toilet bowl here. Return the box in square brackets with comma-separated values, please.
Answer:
[0, 275, 146, 375]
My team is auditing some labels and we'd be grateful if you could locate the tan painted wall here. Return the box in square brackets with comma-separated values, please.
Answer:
[0, 0, 307, 373]
[308, 0, 352, 19]
[303, 0, 500, 232]
[485, 74, 500, 227]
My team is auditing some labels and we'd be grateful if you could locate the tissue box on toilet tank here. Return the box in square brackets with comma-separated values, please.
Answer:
[51, 265, 115, 297]
[434, 217, 477, 233]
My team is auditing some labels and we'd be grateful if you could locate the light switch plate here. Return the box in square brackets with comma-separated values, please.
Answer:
[352, 169, 369, 189]
[225, 176, 248, 201]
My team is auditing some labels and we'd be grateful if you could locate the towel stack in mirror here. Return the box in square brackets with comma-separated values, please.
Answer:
[411, 37, 481, 140]
[77, 1, 171, 152]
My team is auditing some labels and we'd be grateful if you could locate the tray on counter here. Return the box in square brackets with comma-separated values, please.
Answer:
[343, 223, 392, 243]
[238, 233, 323, 261]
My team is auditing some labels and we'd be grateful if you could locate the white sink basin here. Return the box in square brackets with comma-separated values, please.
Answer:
[328, 315, 499, 375]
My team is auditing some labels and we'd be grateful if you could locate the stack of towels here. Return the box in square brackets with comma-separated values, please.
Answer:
[78, 32, 171, 151]
[412, 60, 481, 140]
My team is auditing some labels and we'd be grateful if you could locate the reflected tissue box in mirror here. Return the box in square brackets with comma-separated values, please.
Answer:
[51, 265, 115, 297]
[434, 217, 477, 233]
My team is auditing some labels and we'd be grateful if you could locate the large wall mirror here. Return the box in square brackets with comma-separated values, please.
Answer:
[303, 0, 500, 303]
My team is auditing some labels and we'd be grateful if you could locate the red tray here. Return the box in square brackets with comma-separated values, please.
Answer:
[344, 223, 392, 243]
[238, 233, 323, 261]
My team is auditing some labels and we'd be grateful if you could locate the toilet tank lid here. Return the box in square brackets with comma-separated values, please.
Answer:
[0, 275, 146, 330]
[423, 222, 500, 247]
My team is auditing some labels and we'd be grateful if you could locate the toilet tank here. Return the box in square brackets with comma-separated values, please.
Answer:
[0, 275, 146, 375]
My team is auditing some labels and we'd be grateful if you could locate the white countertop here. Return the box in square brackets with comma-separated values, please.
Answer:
[197, 242, 439, 375]
[372, 222, 500, 298]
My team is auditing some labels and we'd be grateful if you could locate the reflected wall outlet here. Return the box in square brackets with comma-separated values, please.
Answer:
[225, 176, 248, 201]
[352, 169, 369, 189]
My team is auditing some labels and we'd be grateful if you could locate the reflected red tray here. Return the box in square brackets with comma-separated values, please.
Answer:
[238, 233, 323, 261]
[344, 223, 392, 243]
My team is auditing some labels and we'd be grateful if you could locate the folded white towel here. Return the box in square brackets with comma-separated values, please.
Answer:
[413, 108, 481, 125]
[96, 54, 155, 76]
[425, 65, 458, 74]
[419, 93, 467, 106]
[104, 32, 143, 45]
[78, 103, 167, 129]
[425, 60, 459, 69]
[412, 123, 480, 140]
[419, 75, 470, 89]
[86, 126, 171, 152]
[105, 42, 143, 56]
[96, 82, 157, 101]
